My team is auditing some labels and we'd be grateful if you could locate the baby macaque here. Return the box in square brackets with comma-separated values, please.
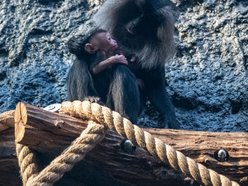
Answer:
[67, 28, 141, 123]
[82, 29, 129, 74]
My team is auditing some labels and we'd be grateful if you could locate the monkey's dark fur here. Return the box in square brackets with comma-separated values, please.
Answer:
[93, 0, 180, 128]
[67, 30, 140, 123]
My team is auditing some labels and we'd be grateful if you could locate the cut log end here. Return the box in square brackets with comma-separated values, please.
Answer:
[15, 121, 25, 144]
[14, 102, 27, 143]
[21, 102, 28, 125]
[14, 102, 22, 124]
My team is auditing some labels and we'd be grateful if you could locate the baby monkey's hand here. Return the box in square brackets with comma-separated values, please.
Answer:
[110, 54, 128, 65]
[84, 96, 103, 105]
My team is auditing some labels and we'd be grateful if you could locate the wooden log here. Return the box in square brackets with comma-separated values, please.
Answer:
[14, 103, 248, 185]
[0, 111, 21, 185]
[0, 109, 130, 186]
[15, 103, 190, 186]
[0, 128, 93, 186]
[0, 128, 21, 186]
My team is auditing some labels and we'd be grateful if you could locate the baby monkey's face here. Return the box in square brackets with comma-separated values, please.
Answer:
[90, 32, 118, 52]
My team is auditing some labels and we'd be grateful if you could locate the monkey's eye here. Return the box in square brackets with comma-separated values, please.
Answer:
[126, 23, 135, 35]
[125, 14, 144, 35]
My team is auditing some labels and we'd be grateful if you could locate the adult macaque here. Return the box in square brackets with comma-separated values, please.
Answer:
[93, 0, 180, 128]
[67, 29, 141, 123]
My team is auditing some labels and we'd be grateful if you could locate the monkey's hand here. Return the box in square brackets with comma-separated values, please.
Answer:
[110, 54, 128, 65]
[136, 78, 145, 90]
[130, 55, 138, 63]
[163, 117, 181, 129]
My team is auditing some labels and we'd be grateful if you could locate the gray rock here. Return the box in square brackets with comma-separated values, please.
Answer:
[0, 0, 247, 132]
[164, 0, 248, 131]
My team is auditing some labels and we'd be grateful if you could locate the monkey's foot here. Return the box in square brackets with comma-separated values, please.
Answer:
[164, 118, 181, 129]
[84, 96, 103, 104]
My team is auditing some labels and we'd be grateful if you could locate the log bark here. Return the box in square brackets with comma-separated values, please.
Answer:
[0, 110, 20, 186]
[0, 128, 21, 186]
[13, 102, 248, 185]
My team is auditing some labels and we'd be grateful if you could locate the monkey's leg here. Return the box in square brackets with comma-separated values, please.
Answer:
[107, 65, 141, 124]
[144, 69, 180, 129]
[67, 60, 98, 101]
[147, 84, 180, 129]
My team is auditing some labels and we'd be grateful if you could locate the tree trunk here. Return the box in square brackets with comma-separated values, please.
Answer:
[13, 102, 248, 186]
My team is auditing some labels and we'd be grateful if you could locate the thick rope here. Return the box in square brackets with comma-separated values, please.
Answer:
[59, 100, 240, 186]
[16, 122, 106, 186]
[16, 144, 39, 185]
[29, 122, 105, 186]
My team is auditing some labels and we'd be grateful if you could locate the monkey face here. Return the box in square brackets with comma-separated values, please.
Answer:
[92, 32, 118, 52]
[93, 0, 176, 68]
[125, 15, 144, 35]
[110, 2, 160, 51]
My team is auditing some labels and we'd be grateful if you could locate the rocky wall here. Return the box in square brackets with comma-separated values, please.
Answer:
[0, 0, 247, 131]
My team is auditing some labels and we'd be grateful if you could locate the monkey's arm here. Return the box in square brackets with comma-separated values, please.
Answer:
[147, 85, 179, 129]
[145, 69, 179, 129]
[91, 58, 114, 74]
[91, 55, 128, 74]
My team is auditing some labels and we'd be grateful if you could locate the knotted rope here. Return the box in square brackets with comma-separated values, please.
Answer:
[58, 100, 239, 186]
[16, 121, 106, 186]
[15, 100, 239, 186]
[16, 144, 39, 185]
